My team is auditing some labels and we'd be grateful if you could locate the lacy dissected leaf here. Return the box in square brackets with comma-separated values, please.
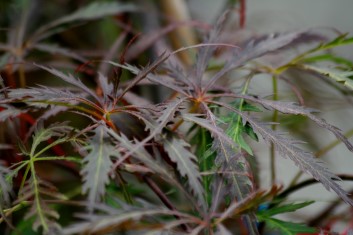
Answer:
[211, 139, 258, 235]
[0, 105, 26, 122]
[205, 30, 324, 91]
[212, 140, 253, 194]
[1, 86, 83, 106]
[152, 98, 186, 133]
[108, 98, 187, 169]
[164, 63, 196, 91]
[0, 165, 11, 206]
[81, 125, 117, 211]
[298, 64, 353, 90]
[105, 128, 179, 186]
[61, 208, 185, 235]
[117, 52, 169, 96]
[197, 104, 257, 233]
[182, 113, 235, 147]
[224, 101, 260, 155]
[245, 117, 353, 206]
[108, 62, 189, 96]
[194, 10, 229, 85]
[246, 97, 353, 152]
[162, 134, 206, 209]
[213, 101, 353, 205]
[21, 106, 71, 142]
[97, 73, 114, 104]
[35, 64, 101, 103]
[19, 178, 65, 234]
[30, 122, 72, 157]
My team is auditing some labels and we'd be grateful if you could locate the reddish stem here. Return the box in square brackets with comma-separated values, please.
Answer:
[239, 0, 246, 28]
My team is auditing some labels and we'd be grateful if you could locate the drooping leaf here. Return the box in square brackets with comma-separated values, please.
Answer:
[213, 101, 353, 206]
[81, 125, 117, 211]
[162, 134, 206, 210]
[246, 117, 353, 206]
[205, 30, 325, 91]
[244, 97, 353, 152]
[298, 64, 353, 90]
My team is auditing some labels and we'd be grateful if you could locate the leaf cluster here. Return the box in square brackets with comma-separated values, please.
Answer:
[1, 1, 353, 235]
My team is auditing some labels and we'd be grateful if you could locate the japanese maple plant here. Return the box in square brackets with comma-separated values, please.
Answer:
[1, 1, 353, 234]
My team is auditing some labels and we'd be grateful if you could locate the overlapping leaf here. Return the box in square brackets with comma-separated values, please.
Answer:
[246, 117, 353, 206]
[81, 125, 117, 211]
[62, 208, 189, 235]
[191, 105, 258, 234]
[105, 128, 179, 186]
[0, 105, 26, 122]
[243, 97, 353, 151]
[213, 101, 353, 206]
[163, 134, 206, 209]
[205, 30, 325, 91]
[18, 179, 66, 234]
[36, 65, 100, 103]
